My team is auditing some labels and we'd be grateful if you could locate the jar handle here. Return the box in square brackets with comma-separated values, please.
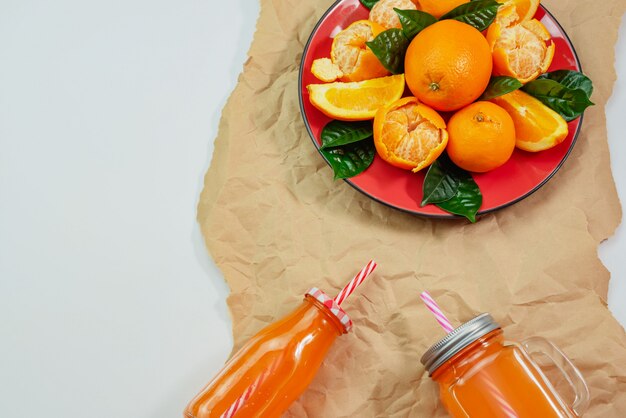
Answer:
[521, 337, 590, 416]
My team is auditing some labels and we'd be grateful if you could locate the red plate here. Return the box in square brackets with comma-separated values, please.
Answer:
[298, 0, 583, 218]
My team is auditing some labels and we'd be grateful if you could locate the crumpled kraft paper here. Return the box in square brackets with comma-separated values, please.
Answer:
[197, 0, 626, 416]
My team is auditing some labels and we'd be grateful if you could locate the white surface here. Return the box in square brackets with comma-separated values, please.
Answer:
[0, 1, 623, 417]
[601, 19, 626, 327]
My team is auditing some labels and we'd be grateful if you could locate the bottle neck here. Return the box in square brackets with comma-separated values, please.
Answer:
[431, 329, 504, 382]
[304, 295, 348, 336]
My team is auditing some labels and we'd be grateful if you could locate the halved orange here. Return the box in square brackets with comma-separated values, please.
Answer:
[307, 74, 405, 121]
[370, 0, 417, 29]
[330, 20, 390, 82]
[487, 16, 555, 84]
[490, 89, 568, 152]
[373, 96, 448, 172]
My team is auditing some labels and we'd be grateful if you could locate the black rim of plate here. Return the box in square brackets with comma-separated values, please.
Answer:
[297, 0, 584, 219]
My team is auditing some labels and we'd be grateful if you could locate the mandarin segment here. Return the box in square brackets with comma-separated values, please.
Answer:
[311, 58, 344, 82]
[404, 20, 493, 112]
[447, 101, 516, 173]
[330, 20, 390, 82]
[490, 90, 569, 152]
[307, 74, 405, 121]
[373, 97, 448, 172]
[370, 0, 417, 29]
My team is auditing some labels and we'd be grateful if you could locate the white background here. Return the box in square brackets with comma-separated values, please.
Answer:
[0, 1, 624, 417]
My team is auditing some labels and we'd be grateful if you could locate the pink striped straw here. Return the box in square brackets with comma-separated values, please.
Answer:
[420, 291, 454, 334]
[482, 375, 518, 417]
[333, 260, 377, 306]
[220, 360, 278, 418]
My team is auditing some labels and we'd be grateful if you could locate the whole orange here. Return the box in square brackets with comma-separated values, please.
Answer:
[413, 0, 470, 18]
[447, 101, 516, 173]
[404, 20, 492, 112]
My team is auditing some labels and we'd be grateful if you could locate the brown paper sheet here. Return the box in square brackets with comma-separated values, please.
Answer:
[197, 0, 626, 416]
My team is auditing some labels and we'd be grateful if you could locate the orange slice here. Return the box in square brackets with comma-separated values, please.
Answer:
[487, 17, 555, 84]
[330, 20, 390, 82]
[490, 90, 568, 152]
[373, 96, 448, 172]
[307, 74, 405, 121]
[370, 0, 417, 29]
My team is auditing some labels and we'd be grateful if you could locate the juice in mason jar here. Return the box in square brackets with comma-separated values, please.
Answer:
[421, 313, 590, 418]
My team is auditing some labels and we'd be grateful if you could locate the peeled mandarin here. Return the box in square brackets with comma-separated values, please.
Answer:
[373, 96, 448, 172]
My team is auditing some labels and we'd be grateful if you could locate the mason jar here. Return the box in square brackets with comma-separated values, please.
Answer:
[421, 313, 590, 417]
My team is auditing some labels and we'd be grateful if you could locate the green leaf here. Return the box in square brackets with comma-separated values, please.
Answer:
[321, 120, 373, 149]
[436, 173, 483, 223]
[366, 29, 410, 74]
[359, 0, 380, 10]
[394, 8, 437, 39]
[421, 155, 483, 222]
[480, 76, 523, 100]
[321, 138, 376, 179]
[440, 0, 500, 31]
[537, 70, 593, 98]
[522, 79, 594, 121]
[421, 158, 460, 206]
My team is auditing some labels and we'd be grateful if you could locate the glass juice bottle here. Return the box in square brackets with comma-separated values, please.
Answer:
[421, 313, 590, 418]
[184, 287, 353, 418]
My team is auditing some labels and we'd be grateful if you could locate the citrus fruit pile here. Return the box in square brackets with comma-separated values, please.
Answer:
[306, 0, 593, 221]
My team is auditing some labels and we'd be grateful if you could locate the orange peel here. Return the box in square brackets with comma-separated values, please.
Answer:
[497, 0, 540, 24]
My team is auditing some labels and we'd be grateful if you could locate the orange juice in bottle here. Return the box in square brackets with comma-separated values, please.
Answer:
[184, 261, 377, 418]
[421, 313, 590, 418]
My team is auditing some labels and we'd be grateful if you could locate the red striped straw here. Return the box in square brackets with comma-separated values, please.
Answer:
[220, 360, 278, 418]
[420, 291, 454, 334]
[333, 260, 377, 306]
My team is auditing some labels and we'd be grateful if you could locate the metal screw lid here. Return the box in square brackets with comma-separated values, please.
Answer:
[420, 313, 501, 376]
